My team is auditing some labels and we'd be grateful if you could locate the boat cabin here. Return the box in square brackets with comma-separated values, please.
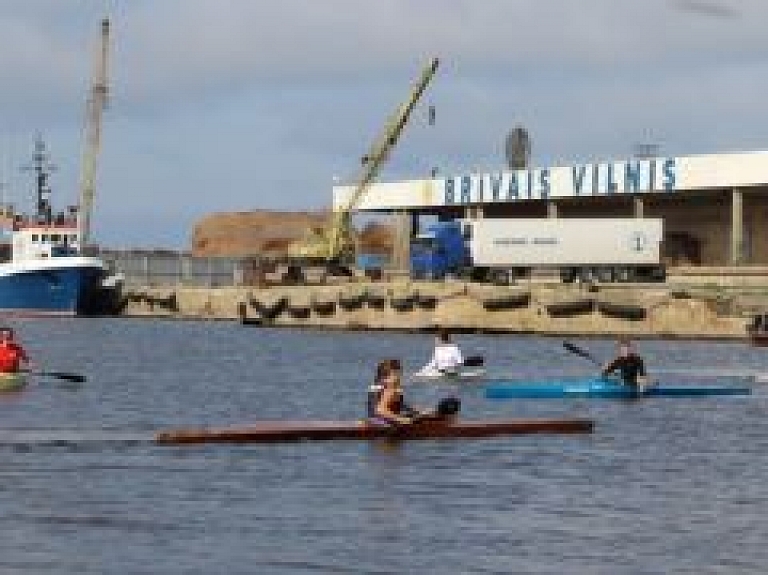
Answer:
[10, 218, 81, 262]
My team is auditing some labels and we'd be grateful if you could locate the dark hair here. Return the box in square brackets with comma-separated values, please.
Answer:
[437, 328, 452, 344]
[0, 327, 13, 337]
[375, 359, 402, 383]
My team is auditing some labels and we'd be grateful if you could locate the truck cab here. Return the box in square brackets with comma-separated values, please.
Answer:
[410, 221, 468, 280]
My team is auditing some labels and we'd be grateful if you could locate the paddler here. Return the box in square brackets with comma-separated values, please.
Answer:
[367, 359, 460, 425]
[418, 328, 465, 376]
[0, 327, 30, 374]
[601, 338, 649, 389]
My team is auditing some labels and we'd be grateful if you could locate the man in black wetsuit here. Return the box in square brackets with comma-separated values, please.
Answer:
[602, 339, 649, 388]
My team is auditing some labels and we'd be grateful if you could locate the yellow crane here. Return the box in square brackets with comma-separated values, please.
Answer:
[77, 18, 111, 248]
[290, 57, 439, 265]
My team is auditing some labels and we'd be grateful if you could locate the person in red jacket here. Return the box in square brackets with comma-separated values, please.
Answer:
[0, 327, 30, 373]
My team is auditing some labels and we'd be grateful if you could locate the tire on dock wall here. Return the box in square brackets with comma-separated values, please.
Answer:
[390, 295, 415, 312]
[312, 300, 336, 316]
[596, 301, 647, 321]
[414, 293, 438, 310]
[482, 292, 531, 311]
[546, 298, 595, 318]
[338, 294, 366, 311]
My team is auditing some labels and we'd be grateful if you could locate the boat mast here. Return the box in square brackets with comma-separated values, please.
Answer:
[77, 18, 111, 249]
[21, 135, 56, 226]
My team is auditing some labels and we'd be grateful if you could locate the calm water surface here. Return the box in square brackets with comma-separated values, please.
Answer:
[0, 318, 766, 574]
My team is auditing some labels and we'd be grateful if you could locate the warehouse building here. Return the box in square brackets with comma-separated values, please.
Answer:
[333, 149, 768, 268]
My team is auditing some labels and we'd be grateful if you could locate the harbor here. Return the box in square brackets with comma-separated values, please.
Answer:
[3, 4, 768, 575]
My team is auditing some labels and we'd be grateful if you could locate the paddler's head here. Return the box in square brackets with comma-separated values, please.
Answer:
[618, 338, 633, 357]
[437, 328, 452, 345]
[0, 327, 13, 344]
[375, 359, 402, 386]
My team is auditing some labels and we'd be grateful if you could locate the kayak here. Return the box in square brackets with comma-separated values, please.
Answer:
[0, 372, 27, 392]
[155, 417, 594, 445]
[411, 368, 487, 383]
[485, 378, 752, 400]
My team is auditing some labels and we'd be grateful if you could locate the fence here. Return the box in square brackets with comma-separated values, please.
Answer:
[99, 250, 242, 288]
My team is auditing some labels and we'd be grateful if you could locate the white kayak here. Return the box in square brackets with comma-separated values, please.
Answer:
[411, 368, 488, 383]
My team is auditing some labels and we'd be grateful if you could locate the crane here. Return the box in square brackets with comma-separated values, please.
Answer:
[290, 57, 439, 265]
[77, 17, 111, 248]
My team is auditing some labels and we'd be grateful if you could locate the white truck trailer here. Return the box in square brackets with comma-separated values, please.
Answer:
[467, 218, 665, 283]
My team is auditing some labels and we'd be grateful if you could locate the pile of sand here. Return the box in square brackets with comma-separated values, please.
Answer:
[191, 210, 393, 258]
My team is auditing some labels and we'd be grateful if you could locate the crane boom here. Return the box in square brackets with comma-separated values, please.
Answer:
[77, 18, 110, 248]
[293, 57, 439, 262]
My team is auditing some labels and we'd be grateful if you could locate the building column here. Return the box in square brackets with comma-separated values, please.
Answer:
[464, 205, 484, 220]
[391, 210, 412, 274]
[547, 201, 558, 218]
[633, 196, 644, 218]
[731, 188, 743, 265]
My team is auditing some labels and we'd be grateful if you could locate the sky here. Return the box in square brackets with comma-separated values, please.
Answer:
[0, 0, 765, 249]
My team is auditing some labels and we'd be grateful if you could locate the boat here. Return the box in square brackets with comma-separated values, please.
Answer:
[155, 416, 594, 445]
[484, 377, 752, 399]
[0, 138, 121, 316]
[0, 372, 27, 392]
[411, 368, 488, 383]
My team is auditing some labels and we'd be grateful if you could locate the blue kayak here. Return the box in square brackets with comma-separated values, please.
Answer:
[484, 378, 752, 399]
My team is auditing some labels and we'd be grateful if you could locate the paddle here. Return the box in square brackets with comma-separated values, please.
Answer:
[463, 355, 485, 367]
[562, 341, 602, 367]
[21, 369, 86, 383]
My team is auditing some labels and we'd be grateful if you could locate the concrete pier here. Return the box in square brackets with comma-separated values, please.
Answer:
[119, 272, 765, 340]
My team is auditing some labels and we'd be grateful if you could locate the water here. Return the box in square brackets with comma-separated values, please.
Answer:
[0, 318, 766, 574]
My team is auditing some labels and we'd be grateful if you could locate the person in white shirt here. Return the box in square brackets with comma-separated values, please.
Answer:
[420, 328, 464, 376]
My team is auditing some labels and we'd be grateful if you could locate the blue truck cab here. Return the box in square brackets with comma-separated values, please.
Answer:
[410, 221, 469, 280]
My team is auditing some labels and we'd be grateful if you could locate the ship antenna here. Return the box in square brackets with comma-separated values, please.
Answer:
[20, 134, 57, 225]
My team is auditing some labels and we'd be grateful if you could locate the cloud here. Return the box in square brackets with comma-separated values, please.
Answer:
[0, 1, 765, 247]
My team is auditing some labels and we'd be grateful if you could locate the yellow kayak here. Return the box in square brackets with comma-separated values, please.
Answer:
[0, 372, 28, 392]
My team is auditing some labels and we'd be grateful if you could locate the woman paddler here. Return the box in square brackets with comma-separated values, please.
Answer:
[367, 359, 460, 425]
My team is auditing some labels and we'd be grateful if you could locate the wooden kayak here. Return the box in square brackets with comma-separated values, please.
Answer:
[0, 372, 27, 392]
[155, 417, 594, 445]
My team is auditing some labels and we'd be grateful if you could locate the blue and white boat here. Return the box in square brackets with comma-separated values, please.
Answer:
[0, 139, 119, 316]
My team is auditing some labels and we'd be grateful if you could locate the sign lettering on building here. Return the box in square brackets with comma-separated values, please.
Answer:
[443, 158, 677, 205]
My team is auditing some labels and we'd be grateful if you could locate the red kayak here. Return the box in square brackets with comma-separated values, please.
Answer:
[155, 417, 594, 445]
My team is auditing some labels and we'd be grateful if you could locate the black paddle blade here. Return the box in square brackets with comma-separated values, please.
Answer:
[41, 371, 86, 383]
[562, 341, 599, 365]
[463, 355, 485, 367]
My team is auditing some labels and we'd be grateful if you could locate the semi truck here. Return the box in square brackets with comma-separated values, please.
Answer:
[410, 218, 666, 283]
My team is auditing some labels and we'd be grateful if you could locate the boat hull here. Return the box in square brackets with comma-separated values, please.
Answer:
[0, 259, 109, 316]
[0, 372, 28, 391]
[155, 417, 594, 445]
[485, 378, 752, 399]
[411, 368, 487, 383]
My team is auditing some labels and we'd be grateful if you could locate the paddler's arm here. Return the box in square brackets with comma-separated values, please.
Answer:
[601, 358, 618, 378]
